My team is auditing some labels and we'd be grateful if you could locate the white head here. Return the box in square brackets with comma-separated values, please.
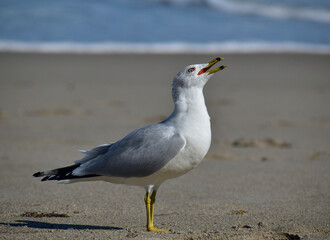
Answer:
[172, 57, 226, 101]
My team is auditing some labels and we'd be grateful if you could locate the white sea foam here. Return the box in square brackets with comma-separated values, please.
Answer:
[1, 41, 330, 54]
[209, 0, 330, 23]
[153, 0, 330, 23]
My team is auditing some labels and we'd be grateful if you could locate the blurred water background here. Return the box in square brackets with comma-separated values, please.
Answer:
[1, 0, 330, 53]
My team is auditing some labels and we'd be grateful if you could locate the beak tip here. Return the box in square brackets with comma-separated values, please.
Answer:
[202, 57, 226, 75]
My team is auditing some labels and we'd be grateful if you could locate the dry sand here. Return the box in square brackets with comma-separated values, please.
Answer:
[0, 52, 329, 239]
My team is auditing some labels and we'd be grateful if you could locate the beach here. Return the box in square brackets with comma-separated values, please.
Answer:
[0, 52, 329, 239]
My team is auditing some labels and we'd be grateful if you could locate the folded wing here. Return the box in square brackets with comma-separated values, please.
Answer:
[73, 123, 186, 178]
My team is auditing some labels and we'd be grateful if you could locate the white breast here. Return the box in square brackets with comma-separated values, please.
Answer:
[163, 110, 211, 173]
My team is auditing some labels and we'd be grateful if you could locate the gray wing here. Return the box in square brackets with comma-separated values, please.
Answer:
[75, 143, 113, 165]
[73, 123, 186, 178]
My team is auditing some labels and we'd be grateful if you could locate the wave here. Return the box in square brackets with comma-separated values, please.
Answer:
[1, 41, 330, 54]
[210, 0, 330, 23]
[150, 0, 330, 23]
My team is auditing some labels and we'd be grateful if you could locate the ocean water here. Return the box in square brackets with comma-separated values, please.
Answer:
[1, 0, 330, 53]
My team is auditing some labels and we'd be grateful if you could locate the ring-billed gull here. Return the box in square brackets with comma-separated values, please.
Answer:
[33, 57, 227, 231]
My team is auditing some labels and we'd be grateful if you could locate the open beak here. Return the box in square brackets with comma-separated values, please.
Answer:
[198, 57, 227, 75]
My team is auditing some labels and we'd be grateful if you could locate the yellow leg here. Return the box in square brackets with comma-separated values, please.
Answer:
[150, 191, 156, 224]
[144, 191, 168, 232]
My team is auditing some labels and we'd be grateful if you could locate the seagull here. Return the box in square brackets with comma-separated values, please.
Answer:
[33, 57, 227, 231]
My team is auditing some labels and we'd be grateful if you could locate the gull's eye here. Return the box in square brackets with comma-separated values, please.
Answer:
[187, 67, 195, 73]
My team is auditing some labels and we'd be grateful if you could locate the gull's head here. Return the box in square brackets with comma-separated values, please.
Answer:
[173, 57, 227, 90]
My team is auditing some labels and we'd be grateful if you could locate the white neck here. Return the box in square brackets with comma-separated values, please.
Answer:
[165, 86, 210, 127]
[164, 85, 212, 169]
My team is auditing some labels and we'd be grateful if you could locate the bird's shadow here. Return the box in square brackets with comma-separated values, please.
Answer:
[0, 220, 122, 231]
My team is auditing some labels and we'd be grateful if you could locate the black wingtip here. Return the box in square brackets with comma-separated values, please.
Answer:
[33, 172, 42, 177]
[33, 164, 100, 182]
[41, 176, 50, 181]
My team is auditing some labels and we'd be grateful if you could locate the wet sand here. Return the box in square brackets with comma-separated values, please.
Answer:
[0, 52, 329, 239]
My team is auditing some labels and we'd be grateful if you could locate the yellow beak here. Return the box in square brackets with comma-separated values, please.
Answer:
[198, 57, 227, 75]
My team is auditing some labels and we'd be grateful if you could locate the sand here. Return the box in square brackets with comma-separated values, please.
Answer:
[0, 52, 329, 239]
